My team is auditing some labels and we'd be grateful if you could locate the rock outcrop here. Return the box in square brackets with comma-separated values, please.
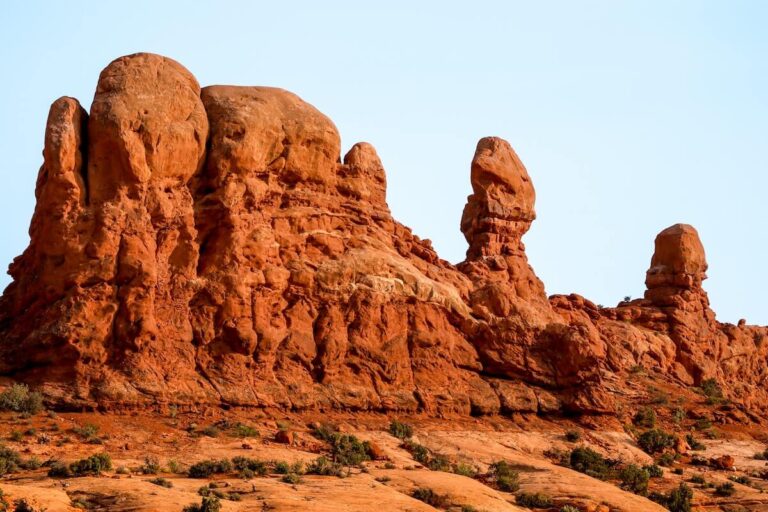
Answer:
[1, 53, 766, 419]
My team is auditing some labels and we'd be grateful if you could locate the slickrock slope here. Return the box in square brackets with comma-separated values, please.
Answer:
[0, 52, 766, 422]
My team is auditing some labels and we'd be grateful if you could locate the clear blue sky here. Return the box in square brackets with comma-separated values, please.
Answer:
[1, 1, 766, 324]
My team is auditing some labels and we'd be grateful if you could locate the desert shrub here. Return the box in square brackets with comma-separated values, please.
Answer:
[650, 483, 693, 512]
[644, 464, 663, 478]
[73, 424, 100, 443]
[46, 461, 71, 478]
[560, 506, 580, 512]
[714, 482, 735, 497]
[637, 429, 675, 454]
[281, 472, 302, 484]
[68, 453, 112, 476]
[12, 499, 40, 512]
[489, 460, 520, 492]
[673, 467, 684, 475]
[685, 433, 705, 450]
[330, 434, 371, 468]
[140, 456, 160, 474]
[0, 384, 43, 415]
[633, 407, 657, 428]
[695, 418, 713, 431]
[516, 492, 553, 507]
[19, 457, 41, 470]
[311, 423, 338, 442]
[167, 459, 183, 474]
[182, 495, 221, 512]
[0, 445, 21, 475]
[565, 430, 581, 442]
[427, 453, 451, 472]
[232, 423, 259, 438]
[149, 477, 173, 488]
[619, 464, 649, 495]
[461, 506, 477, 512]
[231, 456, 268, 476]
[689, 474, 706, 484]
[569, 447, 614, 480]
[411, 488, 449, 507]
[306, 456, 344, 477]
[672, 407, 686, 424]
[8, 431, 22, 443]
[648, 387, 669, 405]
[403, 440, 430, 465]
[116, 465, 130, 475]
[274, 460, 290, 474]
[753, 449, 768, 460]
[452, 462, 477, 477]
[729, 475, 750, 485]
[188, 459, 232, 478]
[699, 378, 724, 405]
[657, 452, 676, 467]
[389, 420, 413, 440]
[201, 425, 220, 438]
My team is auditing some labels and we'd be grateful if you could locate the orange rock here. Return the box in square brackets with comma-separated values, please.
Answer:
[274, 430, 295, 445]
[0, 53, 767, 424]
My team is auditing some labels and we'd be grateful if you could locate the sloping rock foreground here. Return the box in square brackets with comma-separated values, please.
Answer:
[0, 53, 766, 418]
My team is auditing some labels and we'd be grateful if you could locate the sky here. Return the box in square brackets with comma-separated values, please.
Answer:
[0, 1, 766, 324]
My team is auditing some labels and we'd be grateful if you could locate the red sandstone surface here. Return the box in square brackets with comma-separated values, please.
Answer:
[1, 52, 766, 423]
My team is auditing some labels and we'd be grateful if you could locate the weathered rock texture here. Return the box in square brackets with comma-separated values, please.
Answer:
[1, 53, 766, 418]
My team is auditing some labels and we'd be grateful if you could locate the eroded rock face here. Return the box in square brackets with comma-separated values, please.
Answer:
[1, 53, 766, 419]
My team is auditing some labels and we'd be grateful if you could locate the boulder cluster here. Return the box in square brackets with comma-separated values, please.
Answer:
[0, 53, 765, 417]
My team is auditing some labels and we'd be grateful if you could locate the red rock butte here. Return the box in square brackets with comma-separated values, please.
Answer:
[1, 53, 766, 418]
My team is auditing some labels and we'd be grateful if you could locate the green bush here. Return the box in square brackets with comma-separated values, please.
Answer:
[569, 447, 614, 480]
[140, 456, 161, 474]
[564, 430, 581, 442]
[650, 483, 693, 512]
[403, 440, 430, 465]
[452, 462, 477, 477]
[560, 506, 580, 512]
[388, 420, 413, 440]
[714, 482, 735, 497]
[331, 434, 370, 467]
[489, 460, 520, 492]
[643, 464, 663, 478]
[516, 492, 553, 507]
[0, 384, 43, 414]
[231, 456, 268, 476]
[232, 423, 259, 438]
[657, 452, 676, 467]
[306, 456, 344, 477]
[73, 424, 100, 443]
[637, 429, 675, 454]
[411, 488, 449, 507]
[68, 453, 112, 476]
[0, 445, 21, 475]
[689, 474, 706, 484]
[188, 459, 232, 478]
[149, 477, 173, 488]
[183, 496, 221, 512]
[699, 378, 724, 405]
[281, 472, 302, 484]
[685, 433, 705, 451]
[633, 407, 657, 428]
[619, 464, 649, 495]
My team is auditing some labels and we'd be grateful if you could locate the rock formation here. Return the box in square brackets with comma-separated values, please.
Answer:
[0, 53, 766, 419]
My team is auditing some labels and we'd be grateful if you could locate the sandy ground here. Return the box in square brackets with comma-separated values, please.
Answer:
[0, 409, 765, 511]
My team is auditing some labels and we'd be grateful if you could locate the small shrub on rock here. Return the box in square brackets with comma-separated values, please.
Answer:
[388, 420, 413, 440]
[0, 384, 43, 415]
[183, 495, 221, 512]
[489, 460, 520, 492]
[188, 459, 232, 478]
[637, 429, 675, 454]
[633, 407, 657, 428]
[516, 492, 553, 508]
[619, 464, 649, 495]
[569, 447, 614, 480]
[411, 488, 449, 507]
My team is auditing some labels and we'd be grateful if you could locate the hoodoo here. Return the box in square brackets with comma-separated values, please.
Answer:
[1, 53, 766, 421]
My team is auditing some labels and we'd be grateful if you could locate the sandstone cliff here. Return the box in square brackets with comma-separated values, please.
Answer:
[1, 53, 765, 419]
